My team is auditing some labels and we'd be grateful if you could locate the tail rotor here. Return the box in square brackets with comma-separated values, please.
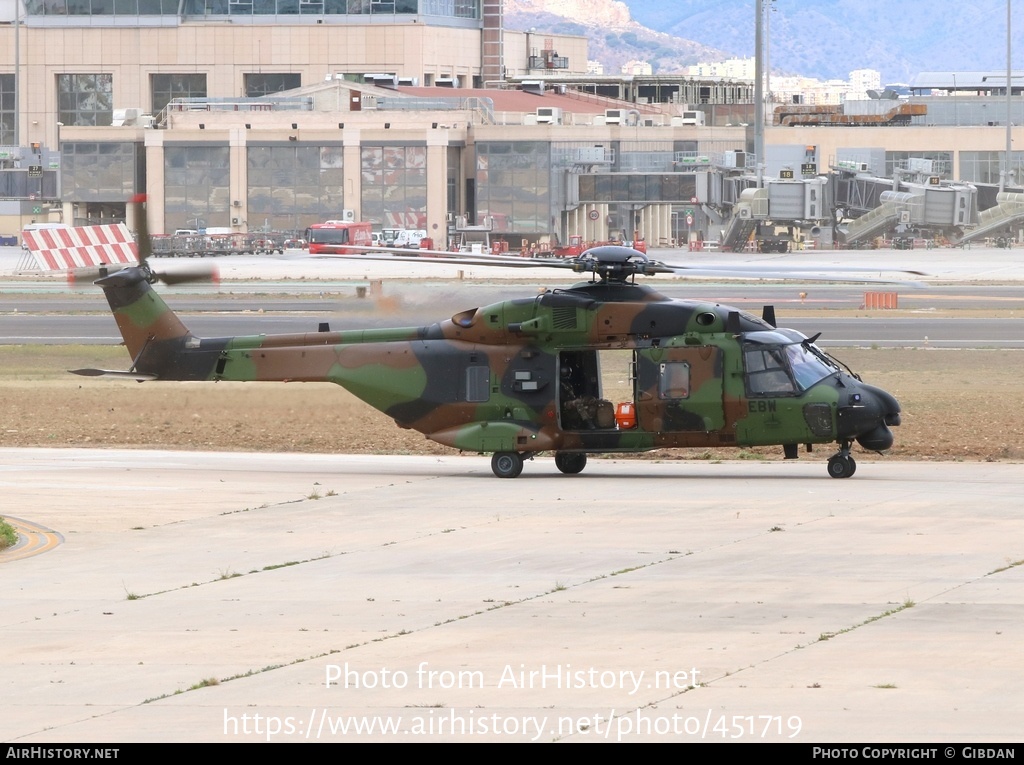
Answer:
[68, 194, 218, 287]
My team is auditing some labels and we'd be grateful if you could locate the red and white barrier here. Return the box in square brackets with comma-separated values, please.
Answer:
[23, 224, 138, 271]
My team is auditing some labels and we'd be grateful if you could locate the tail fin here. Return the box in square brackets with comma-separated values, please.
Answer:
[96, 266, 193, 376]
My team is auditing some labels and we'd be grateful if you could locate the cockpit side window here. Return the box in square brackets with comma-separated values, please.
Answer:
[743, 346, 797, 396]
[743, 341, 835, 396]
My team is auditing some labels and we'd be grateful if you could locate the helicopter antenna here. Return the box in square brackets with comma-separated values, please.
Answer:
[804, 336, 863, 382]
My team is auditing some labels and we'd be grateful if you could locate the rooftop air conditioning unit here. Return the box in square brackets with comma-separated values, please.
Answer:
[364, 73, 398, 89]
[435, 75, 459, 88]
[679, 110, 706, 126]
[536, 107, 562, 125]
[521, 80, 545, 95]
[604, 109, 622, 125]
[722, 150, 747, 168]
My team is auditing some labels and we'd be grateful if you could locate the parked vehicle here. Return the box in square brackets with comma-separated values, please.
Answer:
[304, 221, 374, 254]
[393, 229, 428, 249]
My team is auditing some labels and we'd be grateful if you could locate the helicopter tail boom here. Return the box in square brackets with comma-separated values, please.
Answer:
[75, 263, 438, 390]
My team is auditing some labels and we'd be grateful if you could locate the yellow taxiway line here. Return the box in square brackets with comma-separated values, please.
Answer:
[0, 515, 63, 562]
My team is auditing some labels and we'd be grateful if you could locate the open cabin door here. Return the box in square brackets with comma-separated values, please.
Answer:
[634, 345, 725, 433]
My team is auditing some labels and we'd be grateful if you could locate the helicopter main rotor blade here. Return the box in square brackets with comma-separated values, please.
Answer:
[655, 260, 928, 277]
[652, 264, 927, 286]
[306, 244, 929, 285]
[310, 249, 581, 270]
[660, 269, 926, 287]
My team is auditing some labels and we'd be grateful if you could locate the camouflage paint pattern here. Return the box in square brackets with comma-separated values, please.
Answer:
[93, 267, 900, 460]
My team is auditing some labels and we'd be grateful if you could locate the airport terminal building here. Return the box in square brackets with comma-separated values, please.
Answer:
[1, 0, 1022, 246]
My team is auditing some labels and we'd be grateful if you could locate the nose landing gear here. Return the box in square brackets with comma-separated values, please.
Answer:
[827, 441, 857, 479]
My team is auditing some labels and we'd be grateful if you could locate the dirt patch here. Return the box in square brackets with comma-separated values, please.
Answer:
[1, 345, 1021, 462]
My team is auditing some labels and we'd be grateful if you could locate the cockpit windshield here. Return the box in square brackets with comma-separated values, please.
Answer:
[784, 342, 836, 390]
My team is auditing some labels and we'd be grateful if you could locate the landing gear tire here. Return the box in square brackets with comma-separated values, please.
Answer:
[827, 454, 856, 479]
[491, 451, 524, 479]
[554, 452, 587, 475]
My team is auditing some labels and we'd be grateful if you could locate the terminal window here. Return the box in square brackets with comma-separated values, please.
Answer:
[152, 74, 207, 117]
[244, 73, 301, 98]
[57, 74, 113, 127]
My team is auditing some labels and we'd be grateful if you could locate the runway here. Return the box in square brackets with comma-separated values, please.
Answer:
[2, 448, 1023, 742]
[7, 245, 1024, 348]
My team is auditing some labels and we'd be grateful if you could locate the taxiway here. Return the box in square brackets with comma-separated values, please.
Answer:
[2, 449, 1023, 742]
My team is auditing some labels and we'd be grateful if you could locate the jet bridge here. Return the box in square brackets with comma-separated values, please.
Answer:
[834, 158, 976, 245]
[839, 191, 920, 245]
[957, 192, 1024, 244]
[720, 178, 830, 252]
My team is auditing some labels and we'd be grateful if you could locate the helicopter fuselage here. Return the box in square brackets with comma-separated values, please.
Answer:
[90, 268, 900, 478]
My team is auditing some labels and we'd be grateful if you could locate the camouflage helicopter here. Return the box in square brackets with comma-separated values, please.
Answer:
[74, 203, 913, 479]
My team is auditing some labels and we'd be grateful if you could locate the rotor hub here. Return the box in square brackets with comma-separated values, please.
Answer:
[573, 245, 653, 283]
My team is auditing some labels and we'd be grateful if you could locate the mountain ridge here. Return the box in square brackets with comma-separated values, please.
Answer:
[506, 0, 1024, 83]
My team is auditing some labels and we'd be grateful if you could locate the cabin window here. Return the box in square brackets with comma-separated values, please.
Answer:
[658, 362, 690, 399]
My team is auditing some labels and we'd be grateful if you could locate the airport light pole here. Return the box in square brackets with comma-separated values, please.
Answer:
[1001, 0, 1012, 192]
[13, 0, 20, 147]
[754, 0, 764, 184]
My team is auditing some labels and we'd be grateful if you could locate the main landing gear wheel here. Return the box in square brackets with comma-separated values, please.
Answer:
[554, 452, 588, 475]
[827, 454, 857, 479]
[491, 451, 524, 479]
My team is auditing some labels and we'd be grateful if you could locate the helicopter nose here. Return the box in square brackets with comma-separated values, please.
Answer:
[836, 383, 901, 451]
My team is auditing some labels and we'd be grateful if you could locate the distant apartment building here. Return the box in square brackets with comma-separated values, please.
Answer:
[687, 57, 756, 81]
[621, 60, 654, 76]
[849, 69, 883, 99]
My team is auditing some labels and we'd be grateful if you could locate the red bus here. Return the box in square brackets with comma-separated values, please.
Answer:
[304, 221, 373, 254]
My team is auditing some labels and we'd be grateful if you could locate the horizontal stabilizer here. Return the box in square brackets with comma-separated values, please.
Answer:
[69, 368, 158, 381]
